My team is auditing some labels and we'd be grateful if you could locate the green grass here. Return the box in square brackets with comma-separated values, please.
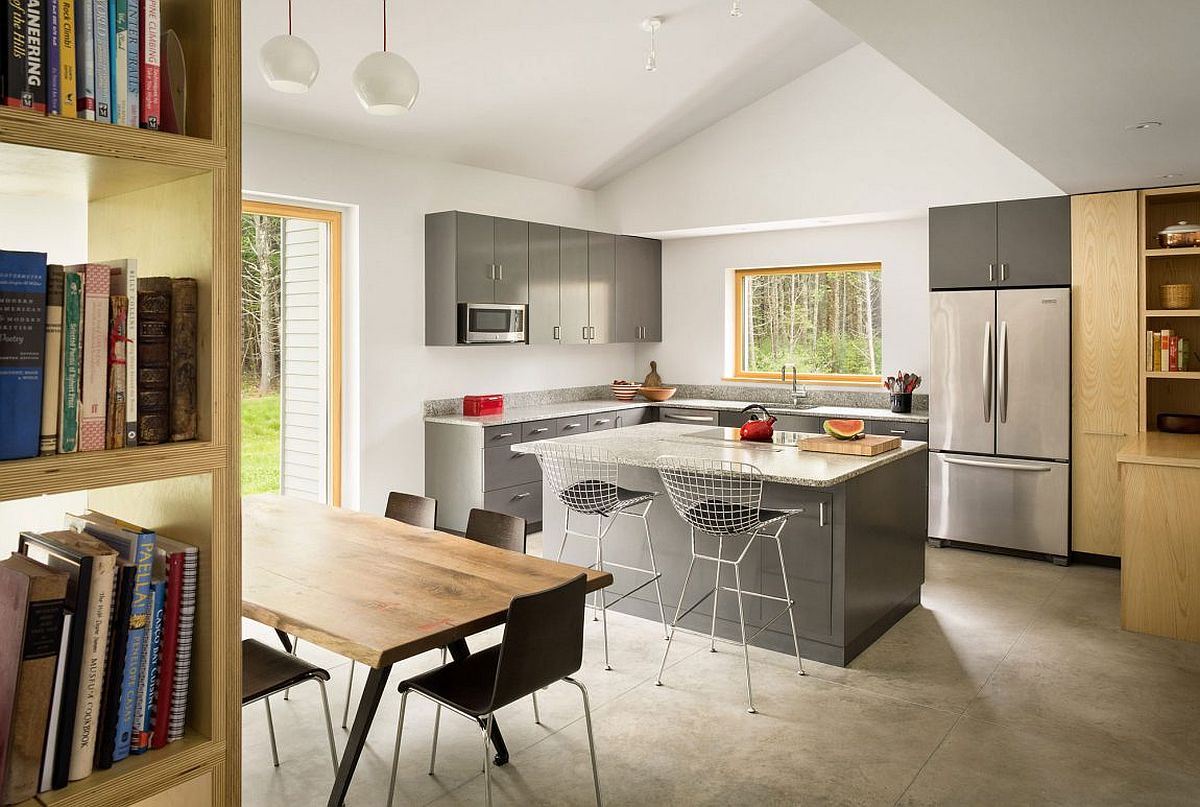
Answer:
[241, 393, 281, 495]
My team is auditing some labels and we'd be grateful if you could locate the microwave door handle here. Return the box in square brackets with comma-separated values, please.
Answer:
[983, 321, 993, 423]
[998, 321, 1008, 424]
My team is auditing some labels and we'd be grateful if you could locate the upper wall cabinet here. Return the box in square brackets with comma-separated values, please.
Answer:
[588, 232, 617, 344]
[427, 211, 530, 304]
[529, 222, 562, 345]
[616, 236, 663, 342]
[930, 196, 1070, 290]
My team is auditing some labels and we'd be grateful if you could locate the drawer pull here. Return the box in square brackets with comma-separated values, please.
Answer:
[562, 423, 582, 430]
[889, 429, 907, 435]
[529, 427, 549, 434]
[593, 418, 611, 425]
[664, 413, 714, 422]
[512, 492, 532, 500]
[494, 432, 514, 439]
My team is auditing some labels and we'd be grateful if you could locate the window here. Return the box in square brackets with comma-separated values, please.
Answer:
[733, 263, 882, 382]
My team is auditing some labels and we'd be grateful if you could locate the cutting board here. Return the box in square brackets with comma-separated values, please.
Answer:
[800, 435, 901, 456]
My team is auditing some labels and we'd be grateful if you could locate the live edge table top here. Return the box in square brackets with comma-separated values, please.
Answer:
[241, 494, 612, 668]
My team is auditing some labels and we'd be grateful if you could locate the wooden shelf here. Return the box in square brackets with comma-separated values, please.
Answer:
[1145, 247, 1200, 258]
[1144, 371, 1200, 380]
[1145, 309, 1200, 317]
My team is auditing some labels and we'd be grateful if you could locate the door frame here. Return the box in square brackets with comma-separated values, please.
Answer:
[241, 199, 344, 506]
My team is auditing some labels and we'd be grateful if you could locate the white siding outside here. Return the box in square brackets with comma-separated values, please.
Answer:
[279, 218, 329, 502]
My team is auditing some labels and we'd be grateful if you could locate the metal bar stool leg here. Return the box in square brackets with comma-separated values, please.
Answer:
[532, 691, 541, 724]
[657, 553, 698, 686]
[557, 509, 571, 563]
[482, 713, 495, 807]
[429, 648, 447, 775]
[732, 560, 756, 714]
[263, 696, 280, 767]
[591, 521, 602, 621]
[709, 537, 723, 652]
[386, 690, 409, 807]
[565, 676, 603, 807]
[597, 530, 611, 670]
[283, 637, 300, 700]
[340, 661, 356, 729]
[316, 679, 339, 772]
[773, 533, 805, 676]
[640, 506, 670, 640]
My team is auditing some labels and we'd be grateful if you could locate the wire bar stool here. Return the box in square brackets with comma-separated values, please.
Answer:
[536, 443, 670, 670]
[654, 455, 806, 713]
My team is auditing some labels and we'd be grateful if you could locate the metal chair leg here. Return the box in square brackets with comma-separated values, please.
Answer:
[283, 637, 301, 700]
[557, 509, 571, 563]
[657, 554, 697, 686]
[640, 508, 670, 640]
[532, 690, 541, 725]
[597, 532, 611, 670]
[341, 660, 356, 729]
[709, 537, 723, 652]
[732, 561, 756, 714]
[592, 525, 602, 622]
[773, 533, 805, 676]
[386, 690, 409, 807]
[429, 648, 447, 775]
[482, 713, 495, 807]
[263, 696, 280, 767]
[316, 679, 339, 773]
[565, 677, 603, 807]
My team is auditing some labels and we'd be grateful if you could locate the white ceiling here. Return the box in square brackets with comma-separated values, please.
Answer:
[241, 1, 859, 190]
[811, 0, 1200, 195]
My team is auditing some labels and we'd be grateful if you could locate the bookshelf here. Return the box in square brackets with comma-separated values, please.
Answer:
[1140, 184, 1200, 431]
[2, 0, 240, 805]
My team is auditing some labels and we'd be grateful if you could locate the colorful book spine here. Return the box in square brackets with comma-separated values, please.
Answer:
[133, 577, 164, 753]
[75, 264, 109, 452]
[92, 0, 110, 122]
[57, 271, 82, 454]
[111, 527, 153, 761]
[1161, 330, 1171, 374]
[93, 561, 131, 770]
[1170, 335, 1179, 372]
[4, 1, 48, 111]
[138, 0, 158, 128]
[105, 260, 138, 445]
[149, 552, 180, 749]
[0, 250, 48, 461]
[124, 0, 137, 126]
[1182, 338, 1191, 372]
[167, 542, 196, 742]
[75, 0, 95, 119]
[105, 295, 128, 449]
[57, 0, 75, 116]
[109, 0, 126, 125]
[39, 265, 64, 456]
[47, 0, 60, 114]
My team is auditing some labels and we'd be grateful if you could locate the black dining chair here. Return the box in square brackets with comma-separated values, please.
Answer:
[385, 574, 601, 807]
[241, 638, 338, 773]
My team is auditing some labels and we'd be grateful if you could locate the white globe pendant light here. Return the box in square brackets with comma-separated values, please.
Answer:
[353, 0, 419, 115]
[258, 0, 319, 94]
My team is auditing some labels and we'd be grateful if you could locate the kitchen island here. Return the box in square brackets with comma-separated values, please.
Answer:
[513, 422, 928, 666]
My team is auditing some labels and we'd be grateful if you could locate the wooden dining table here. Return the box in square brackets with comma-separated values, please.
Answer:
[241, 494, 612, 807]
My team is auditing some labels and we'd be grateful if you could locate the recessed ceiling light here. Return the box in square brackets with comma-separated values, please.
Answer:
[1160, 173, 1181, 179]
[1126, 121, 1163, 130]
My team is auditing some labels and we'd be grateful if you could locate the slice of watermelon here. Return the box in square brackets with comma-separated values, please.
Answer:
[823, 419, 866, 440]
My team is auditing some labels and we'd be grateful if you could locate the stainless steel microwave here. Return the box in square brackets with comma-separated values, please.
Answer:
[458, 303, 527, 344]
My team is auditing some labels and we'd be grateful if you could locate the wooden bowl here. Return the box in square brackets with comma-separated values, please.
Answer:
[639, 386, 677, 402]
[611, 383, 641, 401]
[1157, 413, 1200, 434]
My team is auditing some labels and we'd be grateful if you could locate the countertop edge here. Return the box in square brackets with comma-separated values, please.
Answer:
[1117, 432, 1200, 469]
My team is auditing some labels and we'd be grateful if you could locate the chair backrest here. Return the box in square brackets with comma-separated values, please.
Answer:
[488, 573, 587, 711]
[656, 455, 765, 536]
[465, 508, 526, 553]
[384, 491, 437, 529]
[535, 443, 620, 515]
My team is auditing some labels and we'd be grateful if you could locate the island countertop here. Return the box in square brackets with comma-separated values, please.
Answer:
[512, 422, 927, 487]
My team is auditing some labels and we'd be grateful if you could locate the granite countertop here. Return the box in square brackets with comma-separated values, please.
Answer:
[424, 398, 929, 428]
[511, 422, 927, 487]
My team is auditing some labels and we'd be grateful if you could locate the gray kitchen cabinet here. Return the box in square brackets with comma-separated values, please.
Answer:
[521, 419, 555, 441]
[560, 228, 590, 345]
[528, 223, 561, 344]
[614, 407, 654, 427]
[616, 235, 663, 343]
[453, 212, 498, 303]
[867, 420, 929, 441]
[493, 217, 530, 304]
[587, 232, 616, 344]
[555, 415, 589, 436]
[997, 196, 1070, 287]
[718, 410, 821, 433]
[483, 444, 541, 490]
[929, 202, 998, 290]
[588, 412, 618, 431]
[659, 408, 720, 426]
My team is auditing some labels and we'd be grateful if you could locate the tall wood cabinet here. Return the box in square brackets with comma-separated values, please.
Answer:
[1070, 191, 1139, 557]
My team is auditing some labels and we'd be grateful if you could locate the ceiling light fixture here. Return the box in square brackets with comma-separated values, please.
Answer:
[1160, 173, 1181, 179]
[642, 17, 662, 73]
[258, 0, 320, 94]
[730, 1, 743, 17]
[353, 0, 420, 115]
[1126, 121, 1163, 130]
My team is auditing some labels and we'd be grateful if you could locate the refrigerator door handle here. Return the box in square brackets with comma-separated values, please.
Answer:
[942, 457, 1053, 473]
[983, 321, 994, 423]
[998, 320, 1009, 423]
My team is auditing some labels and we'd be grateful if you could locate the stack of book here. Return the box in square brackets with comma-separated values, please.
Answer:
[0, 249, 198, 461]
[0, 513, 198, 804]
[1147, 329, 1193, 372]
[0, 1, 186, 133]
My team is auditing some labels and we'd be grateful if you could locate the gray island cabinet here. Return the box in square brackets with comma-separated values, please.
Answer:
[513, 422, 928, 666]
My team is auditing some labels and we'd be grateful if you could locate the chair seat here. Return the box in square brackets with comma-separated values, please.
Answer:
[560, 480, 658, 515]
[398, 645, 505, 717]
[683, 500, 798, 535]
[242, 638, 331, 704]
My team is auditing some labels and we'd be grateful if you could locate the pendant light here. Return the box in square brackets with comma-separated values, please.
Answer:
[730, 1, 743, 17]
[258, 0, 320, 94]
[353, 0, 420, 115]
[641, 17, 662, 73]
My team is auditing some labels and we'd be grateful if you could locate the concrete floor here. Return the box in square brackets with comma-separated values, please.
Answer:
[241, 542, 1200, 806]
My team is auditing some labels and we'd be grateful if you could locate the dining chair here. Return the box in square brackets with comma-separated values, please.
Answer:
[241, 638, 338, 773]
[386, 574, 601, 807]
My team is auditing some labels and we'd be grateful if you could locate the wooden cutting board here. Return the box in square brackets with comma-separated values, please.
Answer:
[800, 435, 901, 456]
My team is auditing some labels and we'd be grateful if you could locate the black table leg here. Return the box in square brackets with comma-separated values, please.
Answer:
[447, 638, 510, 766]
[274, 629, 293, 653]
[327, 664, 392, 807]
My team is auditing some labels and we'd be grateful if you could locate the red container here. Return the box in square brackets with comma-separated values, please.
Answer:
[463, 394, 504, 417]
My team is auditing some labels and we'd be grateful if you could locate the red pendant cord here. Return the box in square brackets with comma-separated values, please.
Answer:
[287, 0, 293, 35]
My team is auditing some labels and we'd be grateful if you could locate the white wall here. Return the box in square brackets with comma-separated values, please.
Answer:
[635, 217, 930, 386]
[242, 124, 634, 510]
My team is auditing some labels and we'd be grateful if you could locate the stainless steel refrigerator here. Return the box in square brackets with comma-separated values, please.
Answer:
[928, 288, 1070, 561]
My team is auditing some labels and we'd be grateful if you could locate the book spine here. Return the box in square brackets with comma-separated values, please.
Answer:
[1182, 338, 1191, 373]
[0, 565, 33, 800]
[92, 562, 129, 770]
[122, 0, 134, 125]
[166, 548, 196, 743]
[38, 611, 70, 793]
[3, 2, 23, 107]
[104, 295, 127, 449]
[132, 578, 163, 754]
[46, 0, 59, 114]
[5, 0, 48, 111]
[91, 0, 108, 122]
[74, 0, 94, 119]
[1161, 330, 1171, 374]
[66, 551, 113, 782]
[39, 265, 64, 455]
[111, 530, 152, 761]
[136, 277, 170, 444]
[169, 278, 197, 442]
[77, 264, 108, 452]
[137, 0, 156, 128]
[108, 0, 123, 125]
[107, 261, 138, 446]
[0, 250, 48, 461]
[1170, 335, 1179, 372]
[57, 271, 82, 454]
[56, 0, 73, 115]
[149, 553, 180, 749]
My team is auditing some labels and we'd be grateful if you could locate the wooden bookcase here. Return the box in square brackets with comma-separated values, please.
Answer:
[1139, 185, 1200, 431]
[0, 1, 241, 805]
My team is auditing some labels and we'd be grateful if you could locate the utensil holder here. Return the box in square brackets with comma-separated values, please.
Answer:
[890, 393, 912, 414]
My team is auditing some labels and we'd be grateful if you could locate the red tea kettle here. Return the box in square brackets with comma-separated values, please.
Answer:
[739, 404, 776, 442]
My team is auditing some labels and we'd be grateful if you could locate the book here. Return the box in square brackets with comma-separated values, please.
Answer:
[57, 0, 74, 116]
[0, 250, 47, 461]
[91, 561, 131, 770]
[39, 266, 64, 456]
[47, 0, 59, 115]
[17, 530, 115, 786]
[0, 555, 67, 805]
[75, 0, 95, 119]
[38, 611, 70, 793]
[123, 0, 136, 126]
[109, 0, 125, 125]
[138, 0, 157, 128]
[148, 544, 179, 749]
[73, 264, 109, 452]
[105, 296, 128, 449]
[57, 271, 82, 454]
[1161, 330, 1171, 374]
[1182, 338, 1191, 372]
[157, 534, 195, 744]
[136, 277, 170, 444]
[102, 259, 137, 446]
[170, 278, 197, 442]
[92, 0, 110, 122]
[3, 1, 47, 111]
[1169, 334, 1179, 372]
[132, 577, 163, 754]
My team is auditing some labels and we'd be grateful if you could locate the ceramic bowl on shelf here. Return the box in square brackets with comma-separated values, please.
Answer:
[639, 386, 677, 402]
[611, 382, 641, 401]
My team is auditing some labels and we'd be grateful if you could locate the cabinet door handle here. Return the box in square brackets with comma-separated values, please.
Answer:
[553, 325, 560, 341]
[889, 429, 908, 435]
[988, 263, 995, 282]
[999, 263, 1008, 282]
[495, 432, 514, 439]
[582, 326, 589, 340]
[496, 264, 503, 281]
[589, 326, 597, 340]
[512, 492, 532, 500]
[819, 502, 826, 527]
[562, 423, 582, 430]
[664, 413, 714, 422]
[593, 419, 611, 425]
[529, 427, 549, 435]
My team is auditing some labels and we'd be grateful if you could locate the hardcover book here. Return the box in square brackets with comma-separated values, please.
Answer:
[109, 0, 126, 125]
[57, 271, 82, 454]
[92, 561, 131, 770]
[75, 0, 95, 119]
[47, 0, 59, 115]
[0, 250, 48, 461]
[134, 577, 164, 753]
[72, 264, 109, 452]
[57, 0, 75, 116]
[0, 555, 67, 806]
[124, 0, 137, 126]
[37, 611, 71, 793]
[92, 0, 110, 122]
[136, 277, 171, 444]
[138, 0, 158, 128]
[170, 278, 197, 441]
[105, 296, 128, 449]
[39, 265, 64, 455]
[156, 534, 196, 744]
[102, 259, 138, 445]
[3, 0, 47, 111]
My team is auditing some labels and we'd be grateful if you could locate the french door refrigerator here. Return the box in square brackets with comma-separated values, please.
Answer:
[928, 288, 1070, 561]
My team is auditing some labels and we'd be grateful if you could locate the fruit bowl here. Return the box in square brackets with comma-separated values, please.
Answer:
[638, 386, 677, 402]
[611, 381, 642, 401]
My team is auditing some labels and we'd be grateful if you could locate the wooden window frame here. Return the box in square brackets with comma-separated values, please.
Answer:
[731, 262, 883, 385]
[242, 199, 344, 506]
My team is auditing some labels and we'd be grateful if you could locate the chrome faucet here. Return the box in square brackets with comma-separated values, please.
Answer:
[781, 364, 808, 406]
